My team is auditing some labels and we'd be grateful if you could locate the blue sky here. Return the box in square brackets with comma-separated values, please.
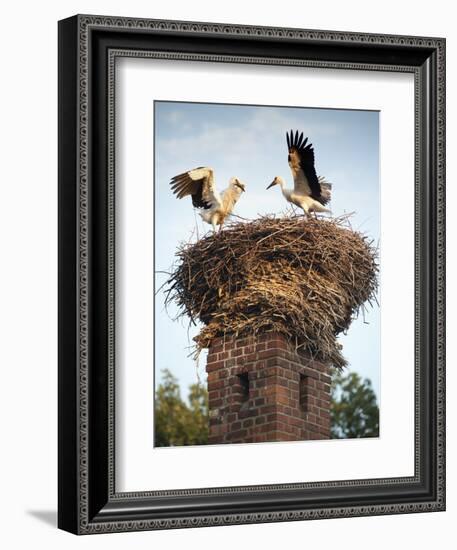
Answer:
[154, 101, 380, 401]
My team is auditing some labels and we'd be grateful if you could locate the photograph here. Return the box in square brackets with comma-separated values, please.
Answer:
[55, 12, 445, 535]
[154, 101, 380, 447]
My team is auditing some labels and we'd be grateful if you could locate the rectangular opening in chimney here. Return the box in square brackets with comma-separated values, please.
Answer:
[299, 374, 309, 412]
[237, 372, 250, 404]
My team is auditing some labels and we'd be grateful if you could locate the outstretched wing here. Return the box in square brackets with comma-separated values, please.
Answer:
[317, 176, 332, 206]
[286, 130, 329, 205]
[170, 167, 221, 209]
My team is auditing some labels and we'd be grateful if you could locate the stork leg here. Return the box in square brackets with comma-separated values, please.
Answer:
[209, 213, 218, 233]
[312, 202, 332, 216]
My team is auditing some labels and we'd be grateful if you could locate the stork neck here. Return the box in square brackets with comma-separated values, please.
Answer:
[279, 181, 290, 198]
[222, 189, 238, 211]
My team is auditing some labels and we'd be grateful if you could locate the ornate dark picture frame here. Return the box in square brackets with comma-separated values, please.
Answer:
[58, 14, 445, 534]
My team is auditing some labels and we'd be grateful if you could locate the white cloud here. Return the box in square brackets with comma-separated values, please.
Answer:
[157, 107, 341, 174]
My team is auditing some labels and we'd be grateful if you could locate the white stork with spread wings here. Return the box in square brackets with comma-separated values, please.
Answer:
[267, 130, 332, 216]
[170, 167, 246, 231]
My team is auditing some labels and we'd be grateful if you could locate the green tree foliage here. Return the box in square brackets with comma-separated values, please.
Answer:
[155, 368, 379, 445]
[154, 369, 209, 447]
[330, 370, 379, 439]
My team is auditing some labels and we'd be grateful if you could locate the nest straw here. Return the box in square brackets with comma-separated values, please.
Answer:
[165, 215, 378, 369]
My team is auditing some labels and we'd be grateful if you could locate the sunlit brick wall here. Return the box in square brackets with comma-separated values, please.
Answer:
[206, 332, 331, 444]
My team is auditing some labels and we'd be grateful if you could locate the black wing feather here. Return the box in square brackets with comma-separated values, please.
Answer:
[191, 185, 211, 209]
[170, 167, 212, 209]
[287, 130, 327, 204]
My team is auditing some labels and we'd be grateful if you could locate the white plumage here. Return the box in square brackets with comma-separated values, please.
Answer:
[267, 130, 332, 216]
[170, 167, 246, 231]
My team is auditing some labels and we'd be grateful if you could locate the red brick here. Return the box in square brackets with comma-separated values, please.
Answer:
[207, 332, 331, 444]
[267, 339, 287, 350]
[210, 343, 223, 354]
[306, 413, 318, 425]
[235, 338, 250, 349]
[257, 404, 277, 415]
[252, 434, 268, 442]
[320, 373, 332, 384]
[260, 422, 277, 433]
[229, 429, 248, 440]
[242, 418, 254, 428]
[238, 408, 255, 419]
[206, 361, 225, 373]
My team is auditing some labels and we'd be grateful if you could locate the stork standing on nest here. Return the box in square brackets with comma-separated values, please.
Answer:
[267, 130, 332, 217]
[170, 167, 246, 232]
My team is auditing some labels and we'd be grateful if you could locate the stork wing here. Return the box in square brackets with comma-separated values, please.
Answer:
[317, 176, 332, 206]
[286, 130, 329, 204]
[170, 167, 221, 209]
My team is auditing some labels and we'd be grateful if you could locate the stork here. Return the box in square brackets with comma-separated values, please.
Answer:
[267, 130, 332, 217]
[170, 167, 246, 231]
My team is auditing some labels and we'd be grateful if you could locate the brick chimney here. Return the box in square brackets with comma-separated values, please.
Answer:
[206, 332, 332, 444]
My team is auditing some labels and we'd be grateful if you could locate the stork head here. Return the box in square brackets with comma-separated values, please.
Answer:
[230, 177, 246, 193]
[267, 176, 284, 190]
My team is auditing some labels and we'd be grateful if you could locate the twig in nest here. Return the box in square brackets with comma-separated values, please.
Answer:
[165, 214, 378, 369]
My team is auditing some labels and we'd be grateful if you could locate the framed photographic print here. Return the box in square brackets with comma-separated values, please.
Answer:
[58, 14, 445, 534]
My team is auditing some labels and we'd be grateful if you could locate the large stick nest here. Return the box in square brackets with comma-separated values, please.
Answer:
[165, 215, 378, 369]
